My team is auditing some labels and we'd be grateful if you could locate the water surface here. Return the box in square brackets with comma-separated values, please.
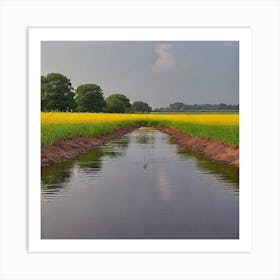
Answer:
[41, 128, 239, 239]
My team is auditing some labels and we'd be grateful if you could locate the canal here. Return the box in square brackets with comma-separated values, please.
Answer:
[41, 128, 239, 239]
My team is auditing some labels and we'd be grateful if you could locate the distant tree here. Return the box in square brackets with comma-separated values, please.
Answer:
[132, 101, 152, 112]
[154, 102, 239, 112]
[169, 102, 185, 111]
[75, 84, 106, 112]
[105, 98, 126, 113]
[111, 94, 131, 108]
[217, 103, 227, 110]
[105, 94, 131, 113]
[41, 73, 75, 111]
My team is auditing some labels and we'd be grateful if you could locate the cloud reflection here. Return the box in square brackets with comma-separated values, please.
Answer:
[156, 168, 172, 201]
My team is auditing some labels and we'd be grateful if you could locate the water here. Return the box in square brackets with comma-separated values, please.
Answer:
[41, 128, 239, 239]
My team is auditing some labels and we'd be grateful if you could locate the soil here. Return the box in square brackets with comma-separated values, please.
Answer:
[41, 126, 138, 168]
[158, 127, 239, 168]
[41, 126, 239, 168]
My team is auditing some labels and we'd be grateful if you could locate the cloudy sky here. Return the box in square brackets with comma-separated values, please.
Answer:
[41, 41, 239, 108]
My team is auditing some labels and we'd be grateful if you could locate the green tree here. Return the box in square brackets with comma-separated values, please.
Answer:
[105, 94, 131, 113]
[132, 101, 152, 112]
[75, 84, 106, 112]
[41, 73, 75, 111]
[169, 102, 185, 111]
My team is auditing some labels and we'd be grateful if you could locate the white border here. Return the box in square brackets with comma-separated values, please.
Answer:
[28, 27, 252, 253]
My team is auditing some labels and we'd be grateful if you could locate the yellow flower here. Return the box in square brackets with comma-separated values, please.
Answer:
[41, 112, 239, 126]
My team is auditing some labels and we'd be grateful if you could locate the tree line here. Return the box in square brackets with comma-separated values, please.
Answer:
[41, 73, 152, 113]
[154, 102, 239, 112]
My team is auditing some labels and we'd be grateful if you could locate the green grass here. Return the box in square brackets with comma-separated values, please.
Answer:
[41, 120, 161, 146]
[162, 121, 239, 146]
[42, 119, 239, 147]
[41, 121, 130, 146]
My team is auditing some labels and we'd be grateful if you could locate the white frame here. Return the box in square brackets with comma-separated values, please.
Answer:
[28, 27, 252, 253]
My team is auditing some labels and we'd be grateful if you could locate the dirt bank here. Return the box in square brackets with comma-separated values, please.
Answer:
[41, 126, 138, 168]
[158, 127, 239, 168]
[41, 126, 239, 168]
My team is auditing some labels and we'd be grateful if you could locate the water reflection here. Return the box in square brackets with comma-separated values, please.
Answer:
[175, 146, 239, 194]
[42, 129, 239, 200]
[101, 135, 130, 158]
[136, 130, 155, 170]
[136, 130, 155, 145]
[41, 160, 74, 185]
[75, 148, 103, 170]
[156, 168, 172, 201]
[41, 136, 130, 201]
[41, 161, 74, 200]
[41, 128, 239, 239]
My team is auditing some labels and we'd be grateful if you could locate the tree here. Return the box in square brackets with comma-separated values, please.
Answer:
[105, 96, 126, 113]
[41, 73, 75, 112]
[169, 102, 185, 111]
[105, 94, 131, 113]
[75, 84, 106, 112]
[132, 101, 152, 112]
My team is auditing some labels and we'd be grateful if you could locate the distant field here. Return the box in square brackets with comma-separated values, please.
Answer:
[41, 112, 239, 146]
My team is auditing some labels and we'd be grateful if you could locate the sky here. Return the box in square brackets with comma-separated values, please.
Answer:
[41, 41, 239, 108]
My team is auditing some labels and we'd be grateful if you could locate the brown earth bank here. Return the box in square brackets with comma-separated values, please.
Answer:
[41, 126, 239, 168]
[41, 126, 139, 168]
[158, 127, 239, 168]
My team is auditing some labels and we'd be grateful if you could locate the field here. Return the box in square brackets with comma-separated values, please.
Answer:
[41, 112, 239, 147]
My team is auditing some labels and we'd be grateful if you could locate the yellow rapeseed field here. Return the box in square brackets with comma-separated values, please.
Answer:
[41, 112, 239, 126]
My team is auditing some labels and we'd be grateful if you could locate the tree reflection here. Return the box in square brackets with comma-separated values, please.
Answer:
[135, 130, 155, 171]
[102, 135, 130, 158]
[136, 133, 155, 145]
[41, 135, 131, 200]
[74, 148, 104, 170]
[74, 135, 130, 170]
[41, 160, 74, 185]
[175, 146, 239, 193]
[41, 160, 74, 200]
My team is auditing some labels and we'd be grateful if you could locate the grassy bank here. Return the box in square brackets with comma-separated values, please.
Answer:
[163, 121, 239, 146]
[41, 121, 142, 146]
[41, 112, 239, 146]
